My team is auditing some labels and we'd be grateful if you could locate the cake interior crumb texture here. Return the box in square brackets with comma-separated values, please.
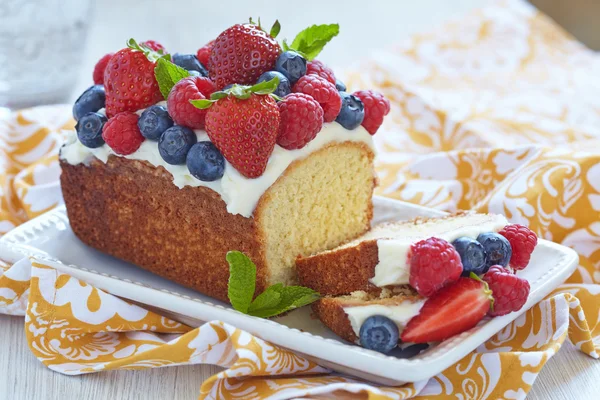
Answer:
[258, 142, 375, 286]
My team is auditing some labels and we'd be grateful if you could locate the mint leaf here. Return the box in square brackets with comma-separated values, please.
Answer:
[155, 57, 190, 99]
[288, 24, 339, 61]
[248, 285, 320, 318]
[270, 20, 281, 38]
[248, 283, 284, 312]
[226, 251, 256, 314]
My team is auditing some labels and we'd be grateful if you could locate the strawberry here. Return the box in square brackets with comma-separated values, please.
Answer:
[401, 277, 492, 343]
[208, 23, 280, 89]
[104, 46, 162, 118]
[204, 94, 280, 178]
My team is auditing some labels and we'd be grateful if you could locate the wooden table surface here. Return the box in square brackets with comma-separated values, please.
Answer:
[3, 0, 600, 399]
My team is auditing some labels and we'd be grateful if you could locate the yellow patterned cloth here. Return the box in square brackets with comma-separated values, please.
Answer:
[1, 0, 599, 398]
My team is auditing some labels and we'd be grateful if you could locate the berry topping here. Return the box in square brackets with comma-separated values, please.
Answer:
[335, 79, 346, 92]
[452, 237, 488, 277]
[483, 265, 530, 316]
[73, 85, 106, 121]
[187, 141, 225, 182]
[257, 71, 291, 98]
[352, 90, 390, 135]
[409, 237, 463, 297]
[76, 112, 107, 148]
[208, 23, 280, 89]
[277, 93, 323, 150]
[359, 315, 399, 354]
[477, 232, 512, 269]
[335, 92, 364, 130]
[103, 47, 163, 117]
[204, 94, 280, 178]
[93, 53, 113, 85]
[293, 74, 341, 122]
[138, 105, 173, 140]
[172, 53, 208, 76]
[306, 59, 336, 85]
[275, 51, 307, 84]
[158, 125, 197, 165]
[102, 112, 145, 155]
[167, 76, 215, 129]
[141, 40, 165, 52]
[401, 277, 492, 343]
[196, 40, 214, 67]
[498, 224, 538, 270]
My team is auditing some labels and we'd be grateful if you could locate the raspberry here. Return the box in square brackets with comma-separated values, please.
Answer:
[498, 224, 538, 270]
[409, 237, 463, 297]
[196, 40, 214, 67]
[483, 265, 530, 316]
[141, 40, 165, 52]
[292, 75, 341, 123]
[353, 90, 390, 135]
[102, 112, 145, 155]
[167, 76, 215, 129]
[306, 59, 336, 85]
[93, 53, 113, 85]
[277, 93, 324, 150]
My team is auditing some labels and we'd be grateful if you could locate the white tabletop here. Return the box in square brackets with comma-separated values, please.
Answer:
[2, 0, 599, 398]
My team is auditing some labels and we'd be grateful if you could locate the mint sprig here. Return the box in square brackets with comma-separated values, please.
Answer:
[190, 76, 281, 109]
[154, 57, 191, 99]
[226, 251, 320, 318]
[283, 24, 339, 61]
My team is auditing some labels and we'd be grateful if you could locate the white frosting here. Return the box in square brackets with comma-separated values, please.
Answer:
[344, 299, 426, 339]
[60, 121, 374, 217]
[369, 214, 509, 287]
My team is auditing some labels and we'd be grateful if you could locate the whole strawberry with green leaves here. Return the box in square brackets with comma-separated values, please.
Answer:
[191, 78, 281, 178]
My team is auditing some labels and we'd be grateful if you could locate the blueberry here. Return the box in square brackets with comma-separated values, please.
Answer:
[275, 51, 307, 84]
[335, 92, 365, 130]
[257, 71, 291, 97]
[172, 53, 208, 77]
[477, 232, 512, 269]
[158, 125, 197, 165]
[397, 343, 429, 359]
[75, 112, 107, 148]
[335, 79, 347, 92]
[452, 237, 488, 276]
[359, 315, 399, 354]
[73, 85, 105, 121]
[138, 105, 173, 140]
[186, 141, 225, 181]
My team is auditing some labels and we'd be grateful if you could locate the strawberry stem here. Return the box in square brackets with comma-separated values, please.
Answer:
[189, 77, 281, 110]
[127, 38, 169, 63]
[469, 272, 495, 311]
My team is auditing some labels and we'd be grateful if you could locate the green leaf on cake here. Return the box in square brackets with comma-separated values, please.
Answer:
[190, 77, 280, 110]
[226, 251, 256, 314]
[155, 57, 191, 99]
[226, 251, 320, 318]
[287, 24, 339, 61]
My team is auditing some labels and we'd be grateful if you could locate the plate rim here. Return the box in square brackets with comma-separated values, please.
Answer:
[0, 197, 580, 384]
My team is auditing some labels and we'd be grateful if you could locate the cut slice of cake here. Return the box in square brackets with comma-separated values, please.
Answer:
[297, 212, 509, 296]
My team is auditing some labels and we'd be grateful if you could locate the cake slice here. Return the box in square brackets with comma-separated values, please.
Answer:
[297, 212, 509, 296]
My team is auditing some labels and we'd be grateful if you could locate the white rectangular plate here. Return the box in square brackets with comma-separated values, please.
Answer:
[0, 196, 578, 385]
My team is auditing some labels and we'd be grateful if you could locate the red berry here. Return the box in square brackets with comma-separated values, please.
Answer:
[293, 75, 341, 123]
[167, 76, 215, 129]
[209, 24, 280, 89]
[141, 40, 165, 52]
[353, 90, 390, 135]
[205, 94, 280, 178]
[93, 53, 113, 85]
[103, 48, 163, 118]
[306, 60, 336, 85]
[483, 265, 530, 316]
[196, 40, 214, 67]
[498, 224, 538, 270]
[401, 278, 492, 343]
[102, 112, 145, 155]
[409, 237, 463, 297]
[277, 93, 324, 150]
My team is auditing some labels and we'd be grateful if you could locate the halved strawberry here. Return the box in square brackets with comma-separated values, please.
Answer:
[401, 277, 492, 343]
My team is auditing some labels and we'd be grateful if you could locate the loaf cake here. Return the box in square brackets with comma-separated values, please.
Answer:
[302, 213, 538, 352]
[60, 22, 390, 302]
